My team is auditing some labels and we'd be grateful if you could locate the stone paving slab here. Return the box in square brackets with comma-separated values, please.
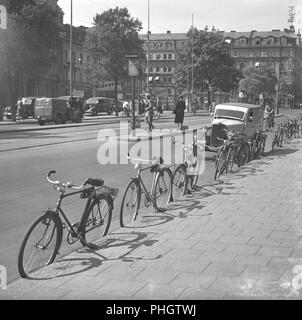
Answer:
[2, 138, 302, 300]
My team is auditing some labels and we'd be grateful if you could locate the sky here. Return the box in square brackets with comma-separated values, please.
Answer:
[57, 0, 302, 34]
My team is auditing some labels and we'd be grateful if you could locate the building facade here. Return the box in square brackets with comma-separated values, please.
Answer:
[139, 31, 189, 109]
[138, 27, 302, 108]
[223, 27, 302, 107]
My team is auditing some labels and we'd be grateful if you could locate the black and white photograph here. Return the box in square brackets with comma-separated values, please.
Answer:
[1, 0, 302, 305]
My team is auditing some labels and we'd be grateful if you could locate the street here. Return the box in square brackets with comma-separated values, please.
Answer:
[0, 114, 214, 282]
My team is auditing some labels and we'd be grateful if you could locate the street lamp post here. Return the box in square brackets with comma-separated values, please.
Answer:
[70, 0, 73, 99]
[146, 0, 150, 95]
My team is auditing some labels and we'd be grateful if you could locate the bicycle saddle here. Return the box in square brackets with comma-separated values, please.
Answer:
[85, 178, 104, 187]
[150, 164, 160, 173]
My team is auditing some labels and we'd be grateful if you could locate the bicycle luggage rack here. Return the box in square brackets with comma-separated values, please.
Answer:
[96, 186, 119, 200]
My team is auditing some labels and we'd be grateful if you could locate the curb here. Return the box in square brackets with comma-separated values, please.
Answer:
[0, 112, 210, 134]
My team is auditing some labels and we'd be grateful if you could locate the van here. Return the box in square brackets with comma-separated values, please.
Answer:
[35, 98, 82, 125]
[205, 103, 264, 149]
[84, 97, 122, 116]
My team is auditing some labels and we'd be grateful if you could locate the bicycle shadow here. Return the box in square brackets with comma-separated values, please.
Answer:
[25, 231, 162, 281]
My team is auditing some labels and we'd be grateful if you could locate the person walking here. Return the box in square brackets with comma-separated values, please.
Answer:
[156, 97, 163, 119]
[174, 96, 186, 130]
[264, 102, 274, 130]
[145, 95, 155, 132]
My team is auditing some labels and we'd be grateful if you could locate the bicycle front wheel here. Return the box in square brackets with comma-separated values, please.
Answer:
[120, 179, 141, 227]
[171, 164, 187, 202]
[153, 168, 172, 211]
[18, 211, 62, 279]
[80, 194, 113, 245]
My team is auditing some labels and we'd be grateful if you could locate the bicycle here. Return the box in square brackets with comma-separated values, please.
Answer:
[214, 130, 250, 180]
[170, 138, 205, 201]
[120, 154, 172, 227]
[18, 171, 118, 279]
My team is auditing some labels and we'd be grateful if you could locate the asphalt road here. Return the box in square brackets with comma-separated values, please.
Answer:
[0, 115, 217, 283]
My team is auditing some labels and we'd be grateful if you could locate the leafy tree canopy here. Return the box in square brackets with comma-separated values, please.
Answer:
[84, 7, 144, 86]
[176, 26, 242, 95]
[0, 1, 60, 102]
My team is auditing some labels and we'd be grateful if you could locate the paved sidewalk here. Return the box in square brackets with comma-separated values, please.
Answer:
[1, 138, 302, 300]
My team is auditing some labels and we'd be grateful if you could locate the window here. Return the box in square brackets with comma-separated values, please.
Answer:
[255, 38, 261, 45]
[156, 54, 161, 60]
[239, 38, 246, 45]
[163, 54, 167, 60]
[168, 66, 172, 72]
[156, 66, 160, 73]
[267, 38, 274, 45]
[163, 66, 167, 73]
[168, 53, 172, 59]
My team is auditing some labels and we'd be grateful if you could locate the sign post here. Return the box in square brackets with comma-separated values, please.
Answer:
[126, 55, 140, 130]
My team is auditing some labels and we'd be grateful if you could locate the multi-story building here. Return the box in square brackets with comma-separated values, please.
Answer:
[139, 31, 189, 109]
[223, 27, 302, 107]
[15, 0, 93, 99]
[139, 27, 302, 108]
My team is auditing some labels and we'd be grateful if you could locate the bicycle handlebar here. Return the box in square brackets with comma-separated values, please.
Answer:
[127, 153, 164, 165]
[47, 171, 86, 190]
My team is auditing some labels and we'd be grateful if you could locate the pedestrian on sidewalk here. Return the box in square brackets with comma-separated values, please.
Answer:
[156, 97, 163, 119]
[264, 102, 274, 131]
[174, 95, 186, 130]
[145, 95, 155, 132]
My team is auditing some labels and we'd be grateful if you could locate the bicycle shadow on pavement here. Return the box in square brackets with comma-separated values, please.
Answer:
[23, 231, 162, 281]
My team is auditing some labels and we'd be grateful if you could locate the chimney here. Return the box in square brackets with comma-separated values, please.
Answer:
[230, 30, 236, 33]
[167, 30, 171, 34]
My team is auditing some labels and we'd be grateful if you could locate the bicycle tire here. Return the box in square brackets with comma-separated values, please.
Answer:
[18, 211, 62, 279]
[272, 133, 278, 151]
[120, 179, 141, 227]
[79, 193, 113, 245]
[171, 164, 187, 201]
[236, 143, 249, 167]
[226, 145, 235, 173]
[152, 167, 172, 211]
[214, 148, 227, 180]
[278, 129, 284, 147]
[259, 136, 266, 156]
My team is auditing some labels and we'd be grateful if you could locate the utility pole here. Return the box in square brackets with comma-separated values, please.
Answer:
[70, 0, 73, 99]
[191, 14, 194, 113]
[146, 0, 150, 95]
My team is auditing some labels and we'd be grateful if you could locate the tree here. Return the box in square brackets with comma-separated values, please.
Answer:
[239, 64, 276, 104]
[175, 27, 241, 106]
[0, 1, 60, 105]
[84, 7, 144, 115]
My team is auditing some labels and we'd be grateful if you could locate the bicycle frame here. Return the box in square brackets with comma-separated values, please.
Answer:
[53, 186, 95, 238]
[133, 164, 159, 203]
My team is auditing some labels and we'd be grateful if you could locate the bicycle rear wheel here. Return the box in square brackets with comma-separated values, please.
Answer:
[153, 167, 172, 211]
[18, 211, 62, 279]
[120, 179, 141, 227]
[171, 164, 187, 201]
[236, 143, 250, 166]
[214, 148, 227, 180]
[80, 194, 113, 245]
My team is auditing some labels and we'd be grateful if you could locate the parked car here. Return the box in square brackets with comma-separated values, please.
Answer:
[16, 97, 36, 120]
[35, 98, 82, 125]
[205, 103, 265, 150]
[57, 96, 85, 117]
[84, 97, 122, 116]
